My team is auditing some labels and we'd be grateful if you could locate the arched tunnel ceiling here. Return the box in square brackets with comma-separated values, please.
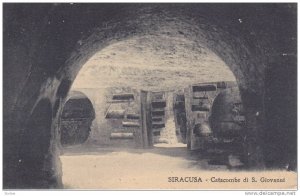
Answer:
[72, 35, 236, 91]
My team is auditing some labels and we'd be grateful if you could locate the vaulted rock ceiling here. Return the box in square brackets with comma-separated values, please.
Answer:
[72, 35, 235, 91]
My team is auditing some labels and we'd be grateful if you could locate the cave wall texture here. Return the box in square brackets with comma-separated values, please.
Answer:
[3, 3, 297, 188]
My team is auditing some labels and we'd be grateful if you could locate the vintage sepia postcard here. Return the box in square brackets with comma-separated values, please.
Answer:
[2, 2, 298, 193]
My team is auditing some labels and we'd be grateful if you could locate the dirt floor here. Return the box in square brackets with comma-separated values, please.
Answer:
[60, 143, 297, 190]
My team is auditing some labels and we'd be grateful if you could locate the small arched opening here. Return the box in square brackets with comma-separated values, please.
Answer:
[59, 91, 95, 146]
[17, 98, 53, 188]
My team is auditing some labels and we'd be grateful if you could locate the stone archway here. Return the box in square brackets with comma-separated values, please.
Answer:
[23, 6, 267, 187]
[3, 4, 297, 189]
